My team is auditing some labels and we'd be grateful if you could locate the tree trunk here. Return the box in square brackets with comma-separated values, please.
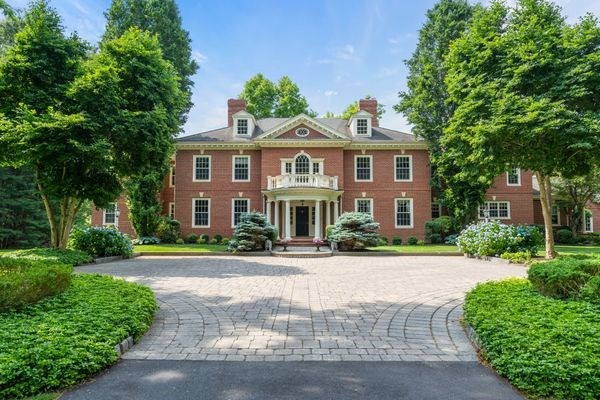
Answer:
[536, 172, 556, 259]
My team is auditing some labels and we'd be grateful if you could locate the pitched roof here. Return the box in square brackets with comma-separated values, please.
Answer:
[177, 116, 422, 144]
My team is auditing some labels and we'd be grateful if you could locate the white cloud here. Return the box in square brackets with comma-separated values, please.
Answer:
[324, 90, 338, 97]
[192, 51, 208, 65]
[333, 44, 360, 62]
[377, 67, 401, 78]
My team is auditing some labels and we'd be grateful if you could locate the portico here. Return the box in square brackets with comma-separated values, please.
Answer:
[263, 188, 342, 240]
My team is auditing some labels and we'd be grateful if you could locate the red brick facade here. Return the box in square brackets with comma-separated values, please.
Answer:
[91, 98, 599, 239]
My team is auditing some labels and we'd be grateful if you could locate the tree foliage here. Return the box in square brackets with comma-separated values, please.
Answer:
[240, 74, 316, 118]
[126, 171, 166, 237]
[0, 1, 185, 248]
[442, 0, 600, 258]
[553, 167, 600, 235]
[0, 1, 23, 56]
[394, 0, 476, 223]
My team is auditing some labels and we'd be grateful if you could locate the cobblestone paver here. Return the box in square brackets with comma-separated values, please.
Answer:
[78, 256, 526, 361]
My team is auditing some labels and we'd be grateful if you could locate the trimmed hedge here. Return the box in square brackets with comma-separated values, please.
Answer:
[2, 248, 92, 266]
[0, 257, 73, 312]
[0, 274, 157, 398]
[464, 279, 600, 399]
[528, 258, 600, 300]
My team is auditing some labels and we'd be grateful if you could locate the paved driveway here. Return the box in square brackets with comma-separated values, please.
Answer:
[78, 255, 526, 362]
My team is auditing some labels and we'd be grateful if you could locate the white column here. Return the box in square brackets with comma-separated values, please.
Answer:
[326, 201, 331, 227]
[315, 200, 322, 239]
[274, 201, 280, 239]
[284, 200, 291, 240]
[266, 200, 272, 224]
[334, 200, 339, 222]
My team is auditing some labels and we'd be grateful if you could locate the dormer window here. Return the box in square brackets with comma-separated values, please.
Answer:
[237, 119, 248, 135]
[357, 119, 368, 135]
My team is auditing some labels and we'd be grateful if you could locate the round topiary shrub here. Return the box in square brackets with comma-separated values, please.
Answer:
[185, 233, 199, 244]
[392, 236, 402, 245]
[69, 226, 133, 258]
[213, 234, 223, 243]
[407, 236, 419, 245]
[327, 212, 380, 250]
[429, 233, 443, 244]
[555, 229, 574, 244]
[0, 257, 73, 312]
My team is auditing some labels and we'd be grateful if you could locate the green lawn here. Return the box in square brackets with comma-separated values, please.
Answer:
[368, 244, 460, 253]
[134, 243, 228, 253]
[552, 245, 600, 257]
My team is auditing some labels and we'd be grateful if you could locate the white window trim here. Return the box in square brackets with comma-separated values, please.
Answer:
[232, 155, 251, 182]
[551, 205, 560, 226]
[394, 198, 414, 229]
[584, 210, 593, 233]
[355, 198, 373, 216]
[356, 118, 369, 135]
[231, 198, 250, 228]
[479, 201, 511, 220]
[235, 118, 250, 136]
[354, 154, 373, 182]
[506, 168, 521, 186]
[394, 155, 413, 182]
[169, 167, 175, 187]
[169, 202, 175, 219]
[191, 198, 211, 228]
[102, 202, 117, 226]
[193, 155, 211, 182]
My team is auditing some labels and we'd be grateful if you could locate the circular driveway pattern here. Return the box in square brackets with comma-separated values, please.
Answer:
[78, 256, 526, 362]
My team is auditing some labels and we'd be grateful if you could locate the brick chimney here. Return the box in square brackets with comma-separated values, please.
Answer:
[228, 98, 247, 126]
[358, 98, 379, 127]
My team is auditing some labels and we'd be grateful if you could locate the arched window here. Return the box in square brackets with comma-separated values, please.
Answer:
[295, 155, 310, 174]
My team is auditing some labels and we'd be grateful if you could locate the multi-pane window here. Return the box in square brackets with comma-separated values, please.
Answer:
[194, 156, 210, 181]
[237, 119, 248, 135]
[232, 199, 249, 227]
[507, 167, 521, 186]
[357, 119, 368, 135]
[103, 203, 116, 225]
[395, 155, 412, 181]
[356, 199, 373, 216]
[479, 201, 510, 219]
[395, 199, 413, 228]
[170, 167, 175, 187]
[285, 162, 292, 174]
[551, 205, 560, 225]
[584, 210, 593, 233]
[431, 203, 441, 219]
[312, 162, 320, 174]
[193, 199, 210, 227]
[233, 156, 250, 181]
[295, 155, 310, 174]
[169, 202, 175, 219]
[355, 156, 372, 181]
[311, 207, 316, 225]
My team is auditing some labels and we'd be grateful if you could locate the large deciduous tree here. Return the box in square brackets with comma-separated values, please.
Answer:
[240, 74, 316, 118]
[0, 1, 185, 248]
[394, 0, 476, 225]
[443, 0, 600, 258]
[103, 0, 196, 237]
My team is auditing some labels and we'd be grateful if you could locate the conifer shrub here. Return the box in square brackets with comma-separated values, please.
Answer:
[228, 212, 276, 252]
[327, 212, 380, 250]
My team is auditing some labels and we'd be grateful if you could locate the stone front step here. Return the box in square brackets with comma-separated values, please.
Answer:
[271, 247, 333, 258]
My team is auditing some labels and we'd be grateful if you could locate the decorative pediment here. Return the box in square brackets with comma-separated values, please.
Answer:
[256, 114, 348, 140]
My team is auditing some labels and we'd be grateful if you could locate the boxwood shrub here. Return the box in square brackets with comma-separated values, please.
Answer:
[464, 279, 600, 399]
[528, 258, 600, 299]
[0, 274, 157, 398]
[0, 257, 73, 312]
[69, 226, 133, 258]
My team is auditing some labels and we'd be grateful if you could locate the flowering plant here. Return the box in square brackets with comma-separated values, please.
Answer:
[457, 220, 542, 257]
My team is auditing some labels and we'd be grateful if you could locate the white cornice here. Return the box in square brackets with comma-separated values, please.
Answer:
[177, 142, 259, 150]
[176, 140, 428, 151]
[345, 142, 428, 150]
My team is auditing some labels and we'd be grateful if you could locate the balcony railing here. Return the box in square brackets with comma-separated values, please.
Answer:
[267, 174, 338, 190]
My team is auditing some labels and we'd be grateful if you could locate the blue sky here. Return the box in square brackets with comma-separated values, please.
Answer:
[5, 0, 599, 135]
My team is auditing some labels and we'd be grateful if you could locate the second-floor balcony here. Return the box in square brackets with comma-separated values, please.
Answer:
[267, 174, 339, 190]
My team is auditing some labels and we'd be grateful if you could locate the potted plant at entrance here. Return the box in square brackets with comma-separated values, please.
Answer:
[313, 237, 325, 251]
[277, 238, 290, 251]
